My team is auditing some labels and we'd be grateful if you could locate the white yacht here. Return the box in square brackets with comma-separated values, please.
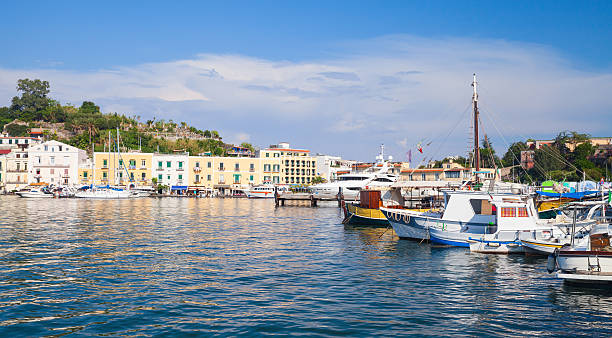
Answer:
[75, 187, 131, 199]
[244, 184, 289, 198]
[16, 186, 54, 198]
[310, 145, 398, 199]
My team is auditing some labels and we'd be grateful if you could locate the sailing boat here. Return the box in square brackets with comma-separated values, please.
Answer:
[75, 130, 131, 199]
[380, 75, 596, 249]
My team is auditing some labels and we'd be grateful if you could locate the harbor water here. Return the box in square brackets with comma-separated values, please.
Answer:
[0, 196, 611, 336]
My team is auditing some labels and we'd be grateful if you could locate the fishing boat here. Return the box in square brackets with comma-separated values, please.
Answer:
[548, 223, 612, 284]
[343, 190, 389, 226]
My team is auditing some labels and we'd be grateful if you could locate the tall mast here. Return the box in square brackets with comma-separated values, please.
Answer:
[472, 73, 480, 184]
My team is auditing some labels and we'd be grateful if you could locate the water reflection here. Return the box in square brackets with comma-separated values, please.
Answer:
[0, 196, 610, 336]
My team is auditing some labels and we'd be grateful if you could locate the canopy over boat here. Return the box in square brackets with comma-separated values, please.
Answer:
[536, 190, 598, 199]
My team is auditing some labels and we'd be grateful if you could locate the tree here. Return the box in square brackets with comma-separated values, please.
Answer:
[312, 176, 326, 184]
[10, 78, 51, 121]
[4, 123, 29, 136]
[79, 101, 100, 115]
[502, 142, 527, 167]
[203, 130, 212, 138]
[240, 142, 255, 153]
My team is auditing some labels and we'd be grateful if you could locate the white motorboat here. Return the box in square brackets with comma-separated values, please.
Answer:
[75, 187, 131, 199]
[548, 223, 612, 284]
[245, 184, 276, 198]
[16, 186, 54, 198]
[310, 145, 398, 199]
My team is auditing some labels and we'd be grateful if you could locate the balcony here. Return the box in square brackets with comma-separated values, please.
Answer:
[193, 167, 202, 172]
[234, 168, 240, 172]
[249, 168, 255, 172]
[218, 180, 226, 184]
[177, 168, 184, 171]
[218, 167, 225, 171]
[157, 167, 164, 171]
[7, 169, 27, 173]
[140, 166, 147, 170]
[129, 165, 136, 170]
[6, 181, 26, 184]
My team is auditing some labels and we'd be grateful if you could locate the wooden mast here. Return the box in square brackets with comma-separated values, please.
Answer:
[472, 74, 480, 184]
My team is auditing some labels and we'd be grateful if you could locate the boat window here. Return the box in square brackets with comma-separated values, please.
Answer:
[500, 207, 517, 217]
[517, 207, 529, 217]
[374, 178, 393, 182]
[469, 199, 494, 215]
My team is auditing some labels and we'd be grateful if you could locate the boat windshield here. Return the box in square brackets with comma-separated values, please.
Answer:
[338, 176, 369, 181]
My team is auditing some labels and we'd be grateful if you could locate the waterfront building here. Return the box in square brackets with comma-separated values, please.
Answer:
[401, 161, 471, 182]
[187, 155, 276, 195]
[152, 153, 189, 194]
[260, 142, 316, 185]
[4, 146, 29, 192]
[0, 150, 7, 193]
[314, 154, 355, 182]
[527, 136, 612, 151]
[78, 159, 94, 186]
[92, 151, 153, 188]
[27, 140, 88, 186]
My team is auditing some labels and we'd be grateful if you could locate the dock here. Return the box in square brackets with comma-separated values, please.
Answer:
[274, 189, 357, 207]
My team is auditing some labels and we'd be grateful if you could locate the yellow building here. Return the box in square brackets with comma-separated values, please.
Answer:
[260, 142, 317, 185]
[187, 156, 278, 194]
[92, 151, 153, 187]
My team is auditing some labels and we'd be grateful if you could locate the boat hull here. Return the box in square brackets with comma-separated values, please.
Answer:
[520, 239, 566, 255]
[381, 209, 430, 240]
[16, 192, 54, 198]
[468, 238, 524, 254]
[245, 191, 275, 199]
[344, 204, 388, 227]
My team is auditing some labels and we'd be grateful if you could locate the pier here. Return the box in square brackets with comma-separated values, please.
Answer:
[274, 188, 357, 207]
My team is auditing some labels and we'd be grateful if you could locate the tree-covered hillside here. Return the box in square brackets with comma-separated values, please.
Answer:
[1, 79, 250, 156]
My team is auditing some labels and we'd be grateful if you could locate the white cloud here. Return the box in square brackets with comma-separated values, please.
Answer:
[1, 35, 611, 161]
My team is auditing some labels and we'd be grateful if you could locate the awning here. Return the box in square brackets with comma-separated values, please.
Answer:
[171, 185, 188, 191]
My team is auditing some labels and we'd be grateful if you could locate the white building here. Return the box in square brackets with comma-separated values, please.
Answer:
[4, 146, 29, 192]
[314, 154, 355, 182]
[27, 140, 88, 186]
[0, 150, 7, 193]
[152, 153, 190, 193]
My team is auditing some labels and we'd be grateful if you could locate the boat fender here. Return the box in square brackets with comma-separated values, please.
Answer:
[546, 250, 558, 273]
[403, 214, 409, 223]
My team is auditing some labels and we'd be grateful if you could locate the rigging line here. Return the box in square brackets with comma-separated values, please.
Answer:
[405, 99, 472, 176]
[536, 143, 595, 181]
[478, 106, 535, 183]
[477, 100, 563, 180]
[429, 99, 472, 162]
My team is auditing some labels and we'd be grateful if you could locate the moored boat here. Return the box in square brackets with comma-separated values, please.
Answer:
[548, 224, 612, 284]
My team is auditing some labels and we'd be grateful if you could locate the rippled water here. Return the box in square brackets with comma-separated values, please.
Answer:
[0, 196, 611, 336]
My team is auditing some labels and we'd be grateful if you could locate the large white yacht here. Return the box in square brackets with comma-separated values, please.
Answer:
[310, 145, 398, 199]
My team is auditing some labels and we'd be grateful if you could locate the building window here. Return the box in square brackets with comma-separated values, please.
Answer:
[207, 175, 211, 181]
[196, 162, 200, 168]
[219, 174, 225, 182]
[249, 175, 254, 181]
[235, 163, 240, 171]
[250, 163, 254, 171]
[179, 162, 183, 169]
[158, 174, 162, 180]
[219, 163, 224, 170]
[435, 173, 440, 180]
[195, 174, 200, 182]
[266, 153, 269, 157]
[178, 174, 183, 180]
[119, 159, 123, 167]
[207, 162, 211, 168]
[167, 161, 171, 168]
[103, 159, 108, 167]
[158, 161, 163, 169]
[233, 174, 240, 183]
[141, 160, 146, 167]
[167, 175, 170, 180]
[421, 173, 426, 181]
[103, 172, 107, 178]
[141, 173, 146, 180]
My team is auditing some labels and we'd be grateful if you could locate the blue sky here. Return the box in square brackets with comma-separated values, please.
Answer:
[1, 1, 611, 161]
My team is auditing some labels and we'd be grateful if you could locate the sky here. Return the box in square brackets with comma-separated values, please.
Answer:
[1, 1, 611, 162]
